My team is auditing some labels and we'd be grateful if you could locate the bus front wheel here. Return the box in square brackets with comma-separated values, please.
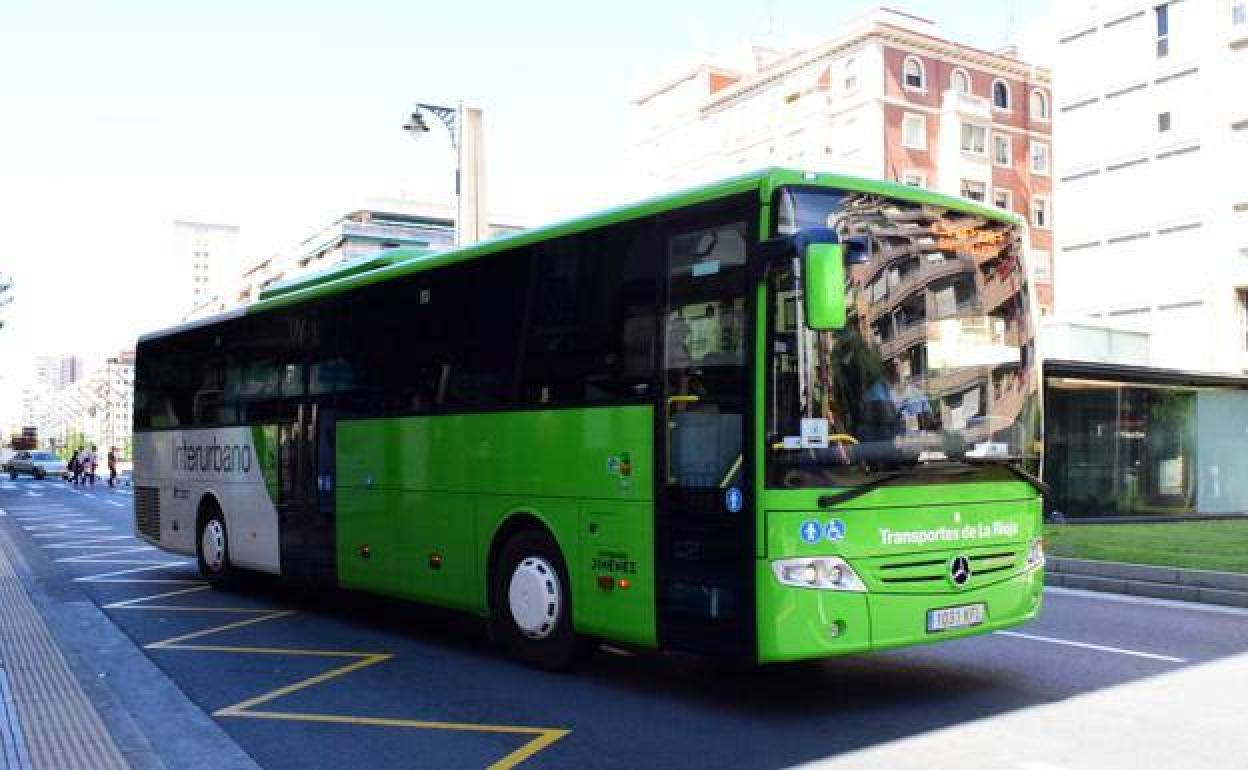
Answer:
[489, 528, 585, 671]
[197, 504, 236, 587]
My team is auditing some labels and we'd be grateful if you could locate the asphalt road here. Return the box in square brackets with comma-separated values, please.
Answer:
[2, 479, 1247, 770]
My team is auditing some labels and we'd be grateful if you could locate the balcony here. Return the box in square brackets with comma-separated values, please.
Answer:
[981, 272, 1022, 313]
[925, 366, 989, 398]
[942, 89, 991, 121]
[879, 320, 929, 360]
[867, 254, 978, 322]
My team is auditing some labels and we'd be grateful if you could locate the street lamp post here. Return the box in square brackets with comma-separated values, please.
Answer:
[402, 102, 464, 247]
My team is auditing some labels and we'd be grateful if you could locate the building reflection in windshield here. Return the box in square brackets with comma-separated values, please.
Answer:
[833, 193, 1036, 455]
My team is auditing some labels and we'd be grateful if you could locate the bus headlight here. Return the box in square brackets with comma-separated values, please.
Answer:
[1025, 537, 1045, 571]
[771, 557, 866, 592]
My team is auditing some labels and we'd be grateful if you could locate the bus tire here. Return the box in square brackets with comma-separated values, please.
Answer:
[196, 502, 236, 587]
[489, 527, 585, 671]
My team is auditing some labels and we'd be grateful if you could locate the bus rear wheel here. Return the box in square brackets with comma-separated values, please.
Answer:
[197, 504, 236, 587]
[489, 528, 585, 671]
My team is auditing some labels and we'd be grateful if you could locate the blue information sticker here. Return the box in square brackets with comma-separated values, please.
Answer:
[799, 520, 823, 544]
[725, 487, 743, 513]
[825, 518, 846, 542]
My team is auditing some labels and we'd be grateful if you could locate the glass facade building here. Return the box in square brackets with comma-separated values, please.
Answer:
[1045, 361, 1248, 518]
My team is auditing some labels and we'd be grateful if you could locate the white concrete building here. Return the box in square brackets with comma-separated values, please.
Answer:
[173, 220, 241, 313]
[21, 351, 134, 454]
[32, 354, 82, 389]
[1052, 0, 1248, 372]
[185, 200, 524, 320]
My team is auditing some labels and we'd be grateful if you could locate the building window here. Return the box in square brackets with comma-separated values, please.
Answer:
[1158, 111, 1172, 132]
[960, 122, 987, 154]
[993, 133, 1012, 166]
[1030, 89, 1050, 120]
[993, 188, 1013, 211]
[843, 57, 858, 92]
[992, 79, 1011, 110]
[1156, 4, 1170, 57]
[902, 113, 926, 149]
[903, 56, 926, 91]
[902, 170, 927, 188]
[1030, 141, 1051, 175]
[951, 68, 971, 94]
[1032, 249, 1052, 282]
[1234, 2, 1247, 25]
[1032, 195, 1051, 228]
[961, 179, 987, 202]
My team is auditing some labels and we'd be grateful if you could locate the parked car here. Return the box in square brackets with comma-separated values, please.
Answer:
[4, 450, 69, 480]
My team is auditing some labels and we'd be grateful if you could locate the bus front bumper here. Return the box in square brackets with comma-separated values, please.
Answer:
[755, 565, 1044, 663]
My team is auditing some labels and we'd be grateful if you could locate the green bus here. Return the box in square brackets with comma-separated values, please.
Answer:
[133, 168, 1045, 669]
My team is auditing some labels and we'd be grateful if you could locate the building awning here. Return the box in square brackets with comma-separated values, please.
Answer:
[1044, 359, 1248, 389]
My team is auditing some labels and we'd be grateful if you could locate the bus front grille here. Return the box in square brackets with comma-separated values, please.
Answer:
[864, 548, 1021, 592]
[134, 486, 161, 540]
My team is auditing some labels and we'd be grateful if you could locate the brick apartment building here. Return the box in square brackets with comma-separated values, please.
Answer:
[631, 7, 1055, 311]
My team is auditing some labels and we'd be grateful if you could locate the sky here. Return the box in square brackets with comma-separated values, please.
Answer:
[0, 0, 1052, 425]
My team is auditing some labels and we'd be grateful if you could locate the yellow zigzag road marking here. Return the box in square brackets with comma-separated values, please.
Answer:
[97, 577, 568, 769]
[26, 520, 571, 766]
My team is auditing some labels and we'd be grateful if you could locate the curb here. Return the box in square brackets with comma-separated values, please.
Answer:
[1047, 557, 1248, 608]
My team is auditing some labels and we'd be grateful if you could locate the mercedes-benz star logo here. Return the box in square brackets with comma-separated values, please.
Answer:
[950, 555, 972, 587]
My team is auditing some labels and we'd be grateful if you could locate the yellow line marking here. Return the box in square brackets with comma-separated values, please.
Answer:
[147, 611, 297, 646]
[92, 576, 568, 767]
[214, 653, 391, 714]
[217, 709, 570, 770]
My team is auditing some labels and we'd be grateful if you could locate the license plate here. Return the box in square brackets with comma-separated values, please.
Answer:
[926, 603, 986, 633]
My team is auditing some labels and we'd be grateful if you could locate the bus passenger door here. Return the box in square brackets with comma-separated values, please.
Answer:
[278, 402, 337, 585]
[656, 202, 756, 659]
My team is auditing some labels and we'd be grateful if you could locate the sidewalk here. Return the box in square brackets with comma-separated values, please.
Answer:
[0, 511, 260, 770]
[0, 529, 129, 769]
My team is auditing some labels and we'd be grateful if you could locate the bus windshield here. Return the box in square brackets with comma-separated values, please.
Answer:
[766, 187, 1041, 489]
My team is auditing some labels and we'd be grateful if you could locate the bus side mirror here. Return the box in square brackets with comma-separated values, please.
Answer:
[804, 243, 846, 330]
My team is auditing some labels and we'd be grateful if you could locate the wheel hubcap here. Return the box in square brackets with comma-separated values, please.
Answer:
[507, 556, 561, 640]
[201, 519, 226, 572]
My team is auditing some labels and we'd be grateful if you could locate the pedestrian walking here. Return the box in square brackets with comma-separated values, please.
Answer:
[67, 448, 79, 484]
[75, 447, 87, 485]
[107, 446, 118, 488]
[87, 444, 98, 486]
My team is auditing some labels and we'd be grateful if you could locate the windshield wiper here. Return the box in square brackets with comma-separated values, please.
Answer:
[817, 467, 979, 508]
[816, 471, 908, 508]
[965, 458, 1051, 497]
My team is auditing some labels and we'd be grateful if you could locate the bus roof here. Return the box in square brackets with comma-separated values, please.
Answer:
[256, 247, 435, 302]
[139, 167, 1021, 343]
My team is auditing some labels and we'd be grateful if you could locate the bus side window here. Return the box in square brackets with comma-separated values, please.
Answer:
[519, 222, 657, 405]
[435, 252, 531, 409]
